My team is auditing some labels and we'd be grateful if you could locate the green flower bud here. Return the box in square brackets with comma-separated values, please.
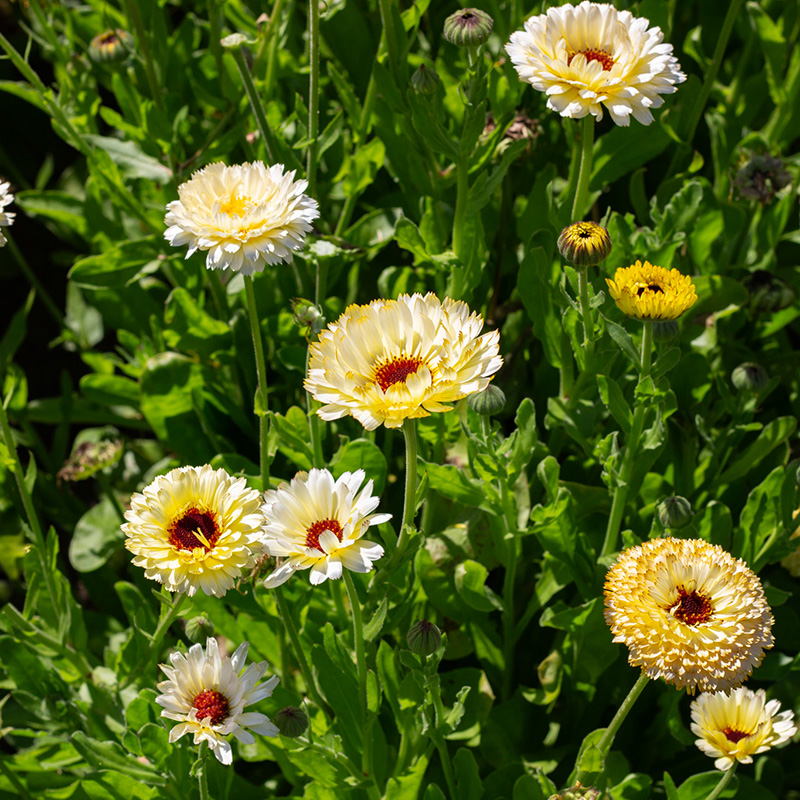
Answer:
[89, 30, 134, 64]
[443, 8, 494, 48]
[184, 615, 214, 643]
[732, 362, 768, 394]
[467, 384, 506, 416]
[557, 222, 612, 267]
[411, 64, 441, 96]
[407, 619, 442, 656]
[274, 706, 309, 738]
[657, 496, 693, 529]
[652, 320, 679, 342]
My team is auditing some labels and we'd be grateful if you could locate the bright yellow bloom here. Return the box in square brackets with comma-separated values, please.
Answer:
[691, 687, 796, 771]
[506, 1, 686, 126]
[603, 537, 774, 693]
[305, 293, 503, 430]
[123, 465, 266, 597]
[606, 261, 697, 320]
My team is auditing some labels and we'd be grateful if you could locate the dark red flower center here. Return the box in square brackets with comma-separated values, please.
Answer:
[672, 587, 713, 626]
[169, 508, 220, 551]
[374, 356, 424, 392]
[569, 48, 616, 71]
[192, 690, 229, 725]
[722, 727, 751, 744]
[305, 518, 344, 552]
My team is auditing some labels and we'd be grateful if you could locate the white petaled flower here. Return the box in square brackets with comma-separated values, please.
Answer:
[164, 161, 320, 274]
[123, 465, 266, 597]
[156, 638, 280, 765]
[262, 469, 390, 588]
[505, 1, 686, 126]
[0, 181, 16, 247]
[305, 292, 503, 431]
[691, 686, 797, 771]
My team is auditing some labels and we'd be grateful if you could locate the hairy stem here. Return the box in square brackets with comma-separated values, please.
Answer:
[570, 115, 595, 222]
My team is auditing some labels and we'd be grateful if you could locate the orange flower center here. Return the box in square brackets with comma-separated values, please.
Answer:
[192, 690, 230, 725]
[306, 518, 343, 552]
[672, 587, 713, 626]
[722, 727, 751, 744]
[374, 356, 424, 392]
[169, 509, 220, 552]
[569, 48, 616, 71]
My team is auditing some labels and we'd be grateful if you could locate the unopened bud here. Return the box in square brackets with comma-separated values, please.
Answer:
[732, 362, 768, 394]
[443, 8, 494, 48]
[557, 222, 612, 267]
[652, 320, 679, 342]
[89, 29, 134, 64]
[291, 297, 324, 336]
[657, 496, 693, 529]
[184, 615, 215, 643]
[274, 706, 309, 738]
[407, 619, 442, 656]
[411, 64, 441, 96]
[468, 384, 506, 416]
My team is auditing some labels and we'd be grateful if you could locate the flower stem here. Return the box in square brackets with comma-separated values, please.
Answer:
[306, 0, 321, 198]
[243, 275, 271, 491]
[196, 741, 210, 800]
[96, 471, 126, 523]
[428, 676, 457, 799]
[601, 320, 654, 557]
[123, 0, 164, 115]
[570, 115, 595, 222]
[377, 0, 401, 82]
[575, 671, 649, 784]
[452, 154, 469, 263]
[273, 585, 332, 720]
[229, 47, 278, 163]
[395, 418, 419, 557]
[705, 764, 737, 800]
[577, 265, 595, 371]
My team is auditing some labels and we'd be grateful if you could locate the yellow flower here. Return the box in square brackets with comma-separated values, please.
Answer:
[305, 293, 503, 430]
[603, 537, 774, 693]
[506, 1, 686, 126]
[557, 221, 612, 267]
[606, 261, 697, 320]
[691, 687, 796, 771]
[164, 161, 319, 274]
[123, 465, 266, 597]
[0, 181, 16, 247]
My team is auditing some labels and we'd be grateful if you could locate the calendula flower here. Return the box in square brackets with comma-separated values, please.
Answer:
[156, 638, 279, 765]
[558, 221, 612, 267]
[603, 537, 774, 693]
[506, 1, 686, 126]
[691, 687, 796, 771]
[123, 465, 266, 597]
[305, 293, 503, 430]
[0, 182, 16, 247]
[606, 261, 697, 320]
[164, 161, 319, 275]
[261, 469, 390, 588]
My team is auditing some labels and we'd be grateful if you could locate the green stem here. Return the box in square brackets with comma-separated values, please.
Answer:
[0, 755, 34, 800]
[273, 586, 332, 720]
[559, 329, 575, 399]
[395, 418, 419, 556]
[123, 0, 164, 114]
[428, 677, 457, 799]
[377, 0, 401, 82]
[243, 275, 271, 490]
[600, 320, 653, 557]
[705, 764, 737, 800]
[577, 265, 595, 372]
[307, 0, 321, 198]
[575, 672, 649, 784]
[97, 471, 126, 523]
[197, 741, 210, 800]
[264, 0, 286, 95]
[501, 540, 518, 701]
[206, 270, 229, 321]
[452, 154, 469, 263]
[570, 115, 595, 222]
[229, 47, 278, 163]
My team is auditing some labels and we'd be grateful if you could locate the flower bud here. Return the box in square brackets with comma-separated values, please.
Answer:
[657, 496, 693, 529]
[548, 784, 600, 800]
[732, 362, 768, 394]
[407, 619, 442, 656]
[411, 64, 441, 96]
[745, 270, 795, 314]
[184, 615, 215, 643]
[557, 222, 612, 267]
[652, 320, 679, 342]
[443, 8, 494, 47]
[57, 438, 123, 483]
[89, 30, 134, 64]
[468, 384, 505, 416]
[274, 706, 309, 738]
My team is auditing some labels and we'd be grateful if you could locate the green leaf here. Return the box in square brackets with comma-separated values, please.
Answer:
[69, 498, 124, 573]
[69, 237, 164, 288]
[163, 287, 232, 358]
[420, 460, 484, 506]
[454, 560, 501, 613]
[330, 439, 388, 495]
[675, 771, 737, 800]
[15, 190, 89, 238]
[718, 417, 796, 485]
[83, 134, 173, 181]
[591, 121, 672, 189]
[604, 319, 641, 372]
[80, 374, 140, 408]
[517, 247, 562, 369]
[454, 747, 483, 800]
[596, 374, 632, 433]
[70, 732, 168, 785]
[363, 596, 388, 642]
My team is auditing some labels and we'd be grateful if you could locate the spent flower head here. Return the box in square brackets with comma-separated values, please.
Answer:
[606, 261, 697, 321]
[734, 154, 791, 205]
[58, 438, 122, 483]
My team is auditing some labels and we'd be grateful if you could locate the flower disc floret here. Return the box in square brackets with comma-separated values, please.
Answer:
[123, 465, 266, 597]
[305, 293, 503, 430]
[606, 261, 697, 320]
[0, 181, 16, 247]
[505, 1, 686, 126]
[691, 687, 796, 771]
[261, 469, 390, 587]
[155, 638, 279, 765]
[603, 537, 774, 693]
[164, 161, 319, 274]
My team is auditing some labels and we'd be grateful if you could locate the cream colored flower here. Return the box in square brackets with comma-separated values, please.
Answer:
[305, 293, 503, 430]
[123, 465, 266, 597]
[0, 181, 16, 247]
[691, 686, 796, 771]
[262, 469, 390, 588]
[603, 537, 774, 693]
[506, 1, 685, 126]
[164, 161, 319, 274]
[156, 637, 279, 765]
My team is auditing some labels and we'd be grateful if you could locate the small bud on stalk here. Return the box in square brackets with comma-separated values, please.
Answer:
[411, 64, 441, 96]
[557, 222, 612, 267]
[657, 496, 693, 529]
[468, 384, 506, 416]
[184, 615, 215, 643]
[443, 8, 494, 47]
[407, 619, 442, 656]
[89, 29, 134, 64]
[652, 320, 679, 342]
[732, 362, 768, 394]
[274, 706, 309, 738]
